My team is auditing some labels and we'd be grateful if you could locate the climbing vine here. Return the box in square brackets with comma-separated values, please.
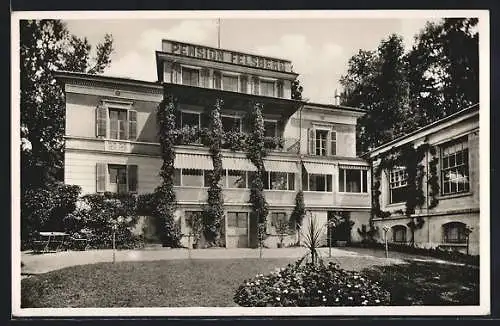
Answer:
[371, 143, 430, 246]
[246, 102, 269, 244]
[428, 146, 440, 209]
[155, 92, 182, 247]
[202, 99, 226, 246]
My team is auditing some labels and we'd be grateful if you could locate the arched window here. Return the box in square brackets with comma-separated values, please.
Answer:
[392, 225, 407, 243]
[442, 222, 467, 244]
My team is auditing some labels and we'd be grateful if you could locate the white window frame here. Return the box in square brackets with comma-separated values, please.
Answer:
[312, 125, 337, 157]
[175, 168, 209, 188]
[180, 65, 201, 87]
[259, 77, 277, 97]
[101, 100, 133, 140]
[225, 169, 248, 189]
[338, 169, 368, 193]
[306, 173, 333, 193]
[440, 137, 470, 196]
[221, 71, 240, 92]
[389, 167, 408, 204]
[107, 164, 128, 194]
[266, 171, 294, 191]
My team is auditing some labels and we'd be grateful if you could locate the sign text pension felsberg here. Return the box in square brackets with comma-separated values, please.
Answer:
[163, 40, 289, 73]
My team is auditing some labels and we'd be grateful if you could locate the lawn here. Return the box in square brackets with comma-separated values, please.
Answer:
[21, 257, 479, 307]
[21, 258, 293, 307]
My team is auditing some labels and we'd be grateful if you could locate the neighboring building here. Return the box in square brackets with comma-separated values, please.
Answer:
[56, 39, 370, 248]
[366, 104, 480, 255]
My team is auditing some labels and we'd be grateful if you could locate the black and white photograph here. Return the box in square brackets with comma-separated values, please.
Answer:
[11, 10, 490, 316]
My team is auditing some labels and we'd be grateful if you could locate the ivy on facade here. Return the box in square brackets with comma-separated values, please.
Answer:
[246, 102, 269, 242]
[371, 143, 432, 246]
[154, 92, 182, 247]
[202, 98, 226, 246]
[428, 146, 440, 209]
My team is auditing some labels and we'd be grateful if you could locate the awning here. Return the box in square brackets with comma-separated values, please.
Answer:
[303, 162, 333, 174]
[222, 157, 257, 171]
[338, 164, 370, 170]
[263, 160, 299, 173]
[174, 153, 213, 170]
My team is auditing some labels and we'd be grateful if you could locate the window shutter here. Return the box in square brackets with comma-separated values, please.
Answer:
[330, 130, 337, 156]
[128, 165, 138, 192]
[308, 128, 314, 155]
[128, 110, 137, 140]
[96, 105, 107, 137]
[96, 163, 107, 192]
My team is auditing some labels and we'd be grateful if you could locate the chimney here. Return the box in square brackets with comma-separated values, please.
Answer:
[334, 89, 340, 105]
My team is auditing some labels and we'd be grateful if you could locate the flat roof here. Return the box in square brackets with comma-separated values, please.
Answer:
[304, 101, 367, 114]
[364, 103, 479, 158]
[54, 71, 163, 89]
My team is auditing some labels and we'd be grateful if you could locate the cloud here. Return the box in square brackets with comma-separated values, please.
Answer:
[105, 20, 217, 81]
[254, 34, 345, 103]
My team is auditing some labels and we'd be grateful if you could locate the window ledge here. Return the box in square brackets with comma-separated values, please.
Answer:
[437, 192, 473, 200]
[337, 192, 369, 195]
[386, 202, 406, 208]
[303, 191, 333, 194]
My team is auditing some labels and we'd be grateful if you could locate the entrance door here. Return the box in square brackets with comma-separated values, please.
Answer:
[226, 212, 249, 248]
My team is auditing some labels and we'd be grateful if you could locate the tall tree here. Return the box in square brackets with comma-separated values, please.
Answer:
[407, 18, 479, 124]
[20, 20, 113, 191]
[340, 35, 408, 153]
[340, 18, 479, 153]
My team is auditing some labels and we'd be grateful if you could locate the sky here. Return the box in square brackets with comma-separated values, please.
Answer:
[64, 16, 440, 104]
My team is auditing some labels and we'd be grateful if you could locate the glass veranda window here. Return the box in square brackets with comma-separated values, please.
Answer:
[182, 67, 200, 86]
[222, 75, 238, 92]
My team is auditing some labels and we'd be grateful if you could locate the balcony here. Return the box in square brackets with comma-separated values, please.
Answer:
[263, 190, 296, 206]
[303, 191, 334, 207]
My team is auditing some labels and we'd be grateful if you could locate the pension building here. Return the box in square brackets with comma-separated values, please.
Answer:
[56, 39, 371, 248]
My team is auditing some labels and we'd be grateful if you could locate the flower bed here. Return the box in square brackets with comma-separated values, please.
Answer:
[234, 262, 389, 307]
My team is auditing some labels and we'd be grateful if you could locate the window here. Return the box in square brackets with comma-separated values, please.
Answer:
[181, 111, 200, 129]
[315, 129, 328, 156]
[308, 174, 332, 192]
[260, 80, 275, 97]
[309, 128, 336, 156]
[213, 70, 222, 89]
[221, 116, 242, 133]
[263, 172, 295, 190]
[227, 170, 247, 188]
[389, 168, 408, 204]
[339, 169, 368, 193]
[252, 77, 260, 95]
[182, 67, 200, 86]
[108, 165, 127, 194]
[277, 80, 284, 98]
[227, 212, 248, 228]
[392, 225, 407, 243]
[270, 172, 288, 190]
[264, 120, 277, 138]
[181, 169, 204, 187]
[222, 74, 238, 92]
[441, 137, 470, 195]
[443, 222, 467, 244]
[240, 75, 248, 93]
[109, 109, 128, 140]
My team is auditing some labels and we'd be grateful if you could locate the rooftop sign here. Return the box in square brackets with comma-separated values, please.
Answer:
[162, 40, 292, 73]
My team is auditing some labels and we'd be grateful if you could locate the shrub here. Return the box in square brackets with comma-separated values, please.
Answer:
[21, 183, 81, 247]
[234, 262, 390, 307]
[75, 192, 142, 249]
